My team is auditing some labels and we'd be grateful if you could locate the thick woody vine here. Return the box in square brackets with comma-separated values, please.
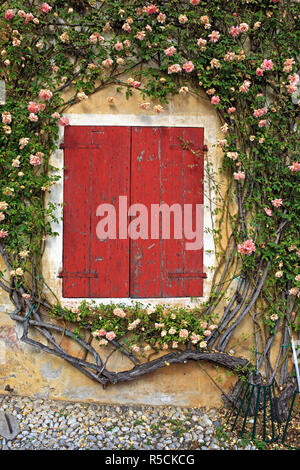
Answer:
[0, 0, 299, 420]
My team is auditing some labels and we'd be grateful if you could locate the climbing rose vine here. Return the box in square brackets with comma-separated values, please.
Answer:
[0, 0, 299, 420]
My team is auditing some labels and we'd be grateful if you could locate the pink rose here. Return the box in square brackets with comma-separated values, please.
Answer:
[226, 152, 238, 160]
[234, 171, 245, 181]
[102, 58, 113, 68]
[154, 105, 164, 113]
[29, 113, 39, 122]
[271, 198, 283, 208]
[239, 80, 251, 93]
[255, 69, 264, 79]
[39, 89, 53, 100]
[191, 333, 201, 344]
[190, 0, 200, 4]
[178, 14, 188, 24]
[113, 307, 126, 318]
[208, 30, 220, 43]
[122, 23, 132, 33]
[114, 41, 123, 51]
[2, 112, 12, 124]
[239, 23, 249, 33]
[106, 331, 116, 341]
[98, 329, 106, 336]
[5, 10, 14, 20]
[25, 13, 34, 23]
[200, 15, 210, 24]
[208, 324, 218, 331]
[286, 83, 297, 94]
[89, 33, 99, 44]
[203, 330, 212, 337]
[0, 229, 8, 238]
[224, 51, 235, 62]
[261, 59, 273, 71]
[197, 38, 207, 47]
[253, 107, 267, 118]
[227, 107, 236, 114]
[283, 58, 295, 73]
[183, 61, 194, 73]
[12, 38, 21, 47]
[288, 162, 300, 173]
[238, 239, 256, 256]
[258, 119, 267, 128]
[211, 95, 220, 105]
[288, 73, 299, 85]
[99, 338, 108, 346]
[28, 101, 39, 114]
[145, 5, 159, 14]
[40, 3, 52, 13]
[264, 208, 272, 216]
[229, 26, 240, 38]
[22, 293, 31, 299]
[164, 46, 177, 57]
[157, 13, 166, 23]
[59, 116, 69, 126]
[135, 31, 146, 40]
[30, 154, 43, 166]
[168, 64, 182, 74]
[179, 329, 189, 339]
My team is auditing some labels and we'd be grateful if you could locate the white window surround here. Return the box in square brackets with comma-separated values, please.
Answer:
[45, 113, 217, 308]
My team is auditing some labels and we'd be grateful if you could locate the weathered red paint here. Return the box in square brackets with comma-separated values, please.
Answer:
[130, 127, 204, 297]
[63, 126, 130, 298]
[62, 126, 205, 298]
[89, 127, 130, 298]
[63, 126, 92, 298]
[130, 127, 162, 297]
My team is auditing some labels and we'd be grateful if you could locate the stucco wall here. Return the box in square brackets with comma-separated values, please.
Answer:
[0, 86, 244, 407]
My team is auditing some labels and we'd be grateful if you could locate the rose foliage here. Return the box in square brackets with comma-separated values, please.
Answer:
[0, 0, 299, 397]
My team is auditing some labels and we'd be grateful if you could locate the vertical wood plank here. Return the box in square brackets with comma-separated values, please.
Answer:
[130, 127, 162, 297]
[160, 127, 185, 297]
[182, 127, 204, 297]
[63, 126, 92, 297]
[90, 127, 131, 297]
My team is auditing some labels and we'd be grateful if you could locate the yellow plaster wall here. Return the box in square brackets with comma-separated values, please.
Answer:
[0, 85, 261, 407]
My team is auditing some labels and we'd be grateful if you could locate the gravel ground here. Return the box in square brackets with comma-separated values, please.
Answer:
[0, 394, 258, 451]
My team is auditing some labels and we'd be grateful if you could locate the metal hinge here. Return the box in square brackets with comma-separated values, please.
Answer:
[168, 272, 207, 279]
[170, 144, 208, 151]
[58, 271, 98, 279]
[60, 143, 102, 149]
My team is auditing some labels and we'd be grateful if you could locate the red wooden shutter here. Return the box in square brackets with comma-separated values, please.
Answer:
[62, 126, 130, 298]
[130, 127, 205, 298]
[62, 126, 204, 299]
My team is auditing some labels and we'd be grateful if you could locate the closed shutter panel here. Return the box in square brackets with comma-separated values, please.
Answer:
[62, 126, 130, 298]
[62, 126, 205, 298]
[130, 127, 205, 298]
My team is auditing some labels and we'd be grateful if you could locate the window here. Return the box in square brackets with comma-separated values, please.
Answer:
[61, 126, 206, 298]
